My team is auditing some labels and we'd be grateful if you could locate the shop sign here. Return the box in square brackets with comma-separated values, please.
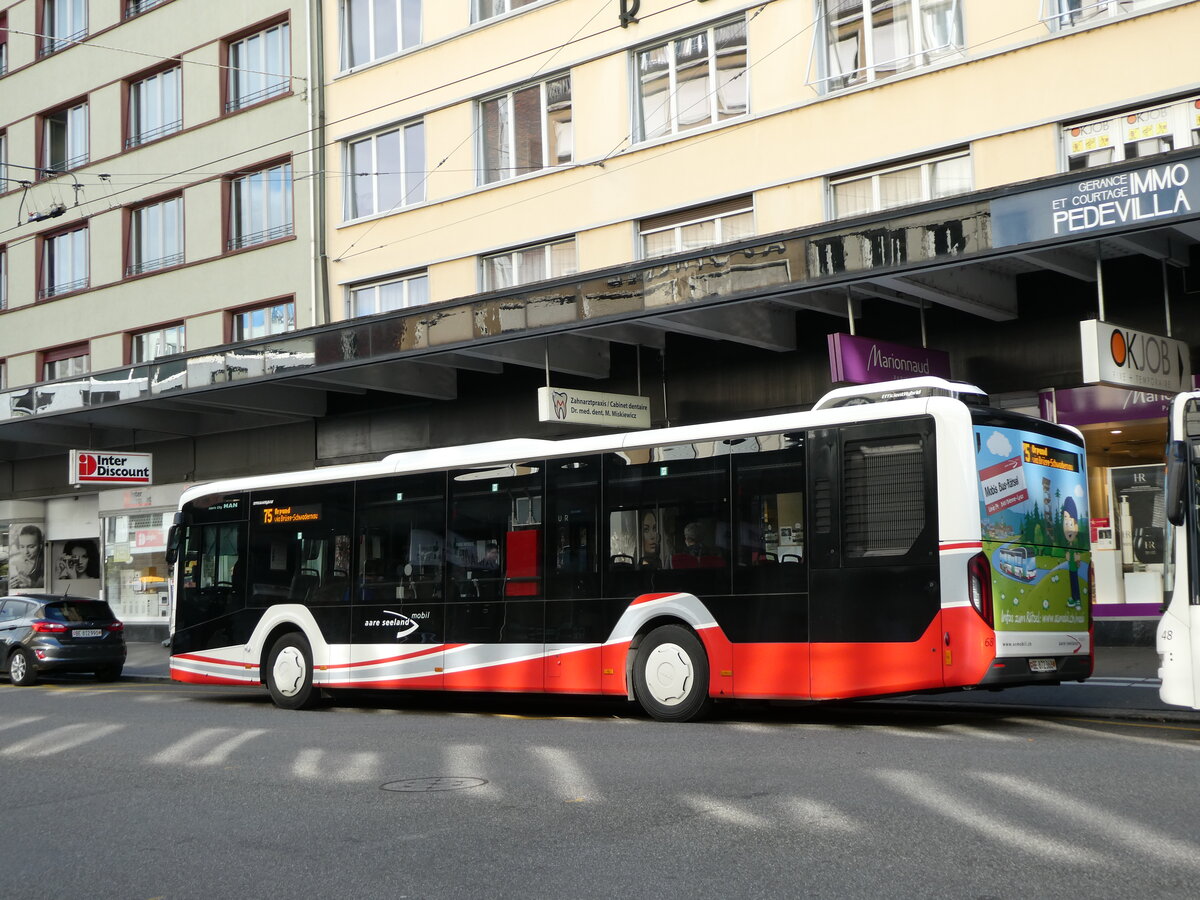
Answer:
[537, 386, 651, 429]
[991, 156, 1200, 247]
[1039, 384, 1173, 426]
[1080, 320, 1190, 393]
[69, 450, 153, 486]
[827, 333, 951, 384]
[134, 529, 165, 552]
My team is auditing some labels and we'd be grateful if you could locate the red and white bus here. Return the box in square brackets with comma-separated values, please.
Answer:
[167, 377, 1093, 721]
[1159, 391, 1200, 709]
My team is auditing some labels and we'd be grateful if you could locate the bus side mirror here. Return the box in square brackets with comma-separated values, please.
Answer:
[1165, 441, 1188, 527]
[165, 519, 181, 566]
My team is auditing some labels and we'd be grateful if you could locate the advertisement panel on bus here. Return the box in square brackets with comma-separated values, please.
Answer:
[974, 425, 1090, 635]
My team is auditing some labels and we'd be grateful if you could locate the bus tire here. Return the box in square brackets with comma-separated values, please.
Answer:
[266, 633, 320, 710]
[633, 625, 711, 722]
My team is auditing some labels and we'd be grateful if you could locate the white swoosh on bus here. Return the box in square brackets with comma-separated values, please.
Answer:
[383, 610, 420, 638]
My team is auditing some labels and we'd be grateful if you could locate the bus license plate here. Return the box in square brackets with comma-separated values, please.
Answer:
[1029, 658, 1056, 673]
[74, 629, 103, 638]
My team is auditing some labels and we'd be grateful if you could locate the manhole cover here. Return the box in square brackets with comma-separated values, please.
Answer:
[381, 776, 488, 793]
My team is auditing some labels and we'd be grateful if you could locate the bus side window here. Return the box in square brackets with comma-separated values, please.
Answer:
[733, 438, 807, 595]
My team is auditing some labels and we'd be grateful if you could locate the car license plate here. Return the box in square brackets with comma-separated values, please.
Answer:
[74, 629, 103, 638]
[1029, 658, 1056, 673]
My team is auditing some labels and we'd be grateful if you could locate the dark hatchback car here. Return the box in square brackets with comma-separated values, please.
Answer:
[1, 595, 126, 685]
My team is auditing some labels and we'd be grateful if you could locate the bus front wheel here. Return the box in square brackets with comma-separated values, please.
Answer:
[266, 633, 320, 710]
[633, 625, 711, 722]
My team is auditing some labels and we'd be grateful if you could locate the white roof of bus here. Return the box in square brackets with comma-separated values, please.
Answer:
[177, 388, 979, 507]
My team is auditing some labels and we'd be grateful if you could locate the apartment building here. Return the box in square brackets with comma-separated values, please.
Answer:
[2, 0, 1199, 630]
[0, 0, 320, 624]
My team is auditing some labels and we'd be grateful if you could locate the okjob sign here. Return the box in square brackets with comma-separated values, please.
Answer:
[69, 450, 154, 486]
[991, 157, 1200, 247]
[1080, 320, 1190, 393]
[538, 386, 651, 429]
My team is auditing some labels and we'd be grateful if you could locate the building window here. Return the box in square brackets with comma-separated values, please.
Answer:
[0, 359, 6, 390]
[640, 197, 755, 259]
[635, 18, 747, 143]
[42, 343, 90, 381]
[126, 0, 172, 18]
[128, 67, 182, 148]
[227, 22, 290, 112]
[40, 225, 88, 298]
[473, 0, 541, 23]
[228, 162, 293, 250]
[830, 151, 972, 218]
[1064, 95, 1200, 171]
[0, 245, 6, 310]
[131, 325, 185, 363]
[41, 0, 87, 56]
[1043, 0, 1158, 30]
[480, 75, 572, 185]
[348, 272, 429, 317]
[128, 196, 183, 275]
[1, 12, 9, 76]
[233, 300, 296, 341]
[481, 238, 577, 291]
[0, 130, 6, 188]
[819, 0, 962, 92]
[346, 121, 425, 219]
[43, 101, 89, 174]
[341, 0, 421, 69]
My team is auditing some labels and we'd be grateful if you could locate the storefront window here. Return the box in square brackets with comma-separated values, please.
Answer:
[103, 510, 173, 621]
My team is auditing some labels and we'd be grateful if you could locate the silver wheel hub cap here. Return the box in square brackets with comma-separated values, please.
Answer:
[273, 647, 306, 697]
[644, 642, 693, 706]
[11, 654, 26, 681]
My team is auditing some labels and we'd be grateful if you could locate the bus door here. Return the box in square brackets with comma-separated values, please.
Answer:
[353, 473, 447, 690]
[1160, 392, 1200, 709]
[249, 483, 355, 674]
[446, 462, 545, 692]
[807, 418, 942, 698]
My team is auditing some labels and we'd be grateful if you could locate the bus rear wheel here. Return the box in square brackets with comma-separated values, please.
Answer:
[633, 625, 711, 722]
[266, 633, 320, 710]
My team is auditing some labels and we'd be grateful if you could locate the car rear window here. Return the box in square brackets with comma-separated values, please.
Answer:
[42, 600, 118, 623]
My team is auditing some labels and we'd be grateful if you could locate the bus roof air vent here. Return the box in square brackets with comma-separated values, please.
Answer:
[813, 377, 988, 411]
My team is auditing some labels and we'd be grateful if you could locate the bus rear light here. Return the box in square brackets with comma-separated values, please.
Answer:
[967, 552, 994, 628]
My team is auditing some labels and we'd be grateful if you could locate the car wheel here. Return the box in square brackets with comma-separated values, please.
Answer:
[632, 625, 711, 722]
[9, 648, 38, 687]
[265, 633, 320, 710]
[94, 665, 123, 682]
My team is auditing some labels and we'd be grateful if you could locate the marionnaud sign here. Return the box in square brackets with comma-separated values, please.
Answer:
[827, 333, 951, 385]
[1039, 384, 1172, 427]
[69, 450, 154, 486]
[1080, 320, 1190, 393]
[991, 157, 1200, 247]
[537, 387, 650, 429]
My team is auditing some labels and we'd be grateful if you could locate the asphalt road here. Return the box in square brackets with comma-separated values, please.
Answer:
[2, 675, 1199, 899]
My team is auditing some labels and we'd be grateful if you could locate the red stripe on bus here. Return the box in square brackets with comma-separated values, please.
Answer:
[631, 593, 677, 606]
[173, 653, 255, 669]
[170, 668, 251, 686]
[324, 643, 467, 670]
[940, 542, 982, 551]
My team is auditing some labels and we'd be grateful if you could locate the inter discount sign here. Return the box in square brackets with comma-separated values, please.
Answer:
[69, 450, 154, 486]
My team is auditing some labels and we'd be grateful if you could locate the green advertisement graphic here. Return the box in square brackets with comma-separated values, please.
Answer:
[975, 426, 1090, 632]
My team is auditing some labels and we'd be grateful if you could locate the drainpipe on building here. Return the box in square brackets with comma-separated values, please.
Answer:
[306, 0, 330, 327]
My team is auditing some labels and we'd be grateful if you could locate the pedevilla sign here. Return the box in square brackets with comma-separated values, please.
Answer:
[992, 157, 1200, 247]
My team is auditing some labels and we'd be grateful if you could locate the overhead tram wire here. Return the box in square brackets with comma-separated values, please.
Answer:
[332, 0, 614, 263]
[0, 0, 702, 249]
